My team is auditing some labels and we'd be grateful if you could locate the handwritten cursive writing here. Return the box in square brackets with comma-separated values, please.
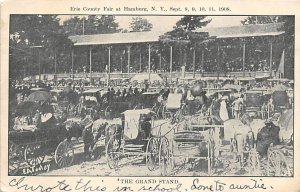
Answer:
[9, 177, 72, 192]
[229, 179, 268, 190]
[138, 183, 182, 192]
[75, 179, 106, 191]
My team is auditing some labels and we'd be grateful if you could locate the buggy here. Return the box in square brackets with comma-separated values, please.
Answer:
[247, 109, 293, 176]
[272, 91, 290, 114]
[105, 109, 165, 171]
[244, 91, 265, 118]
[162, 93, 186, 123]
[158, 114, 226, 176]
[8, 116, 67, 175]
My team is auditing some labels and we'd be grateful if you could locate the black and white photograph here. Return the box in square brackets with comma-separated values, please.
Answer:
[8, 15, 294, 177]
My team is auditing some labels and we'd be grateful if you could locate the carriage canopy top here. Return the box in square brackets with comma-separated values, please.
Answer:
[130, 73, 163, 83]
[83, 88, 103, 94]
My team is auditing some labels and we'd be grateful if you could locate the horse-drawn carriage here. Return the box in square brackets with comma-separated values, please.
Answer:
[8, 100, 69, 176]
[76, 88, 103, 118]
[9, 98, 97, 175]
[247, 109, 293, 176]
[136, 92, 160, 109]
[162, 93, 186, 123]
[105, 109, 165, 170]
[244, 90, 265, 118]
[158, 114, 217, 176]
[9, 124, 68, 175]
[272, 91, 290, 114]
[158, 112, 258, 176]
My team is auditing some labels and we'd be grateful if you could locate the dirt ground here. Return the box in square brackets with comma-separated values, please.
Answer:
[37, 118, 269, 176]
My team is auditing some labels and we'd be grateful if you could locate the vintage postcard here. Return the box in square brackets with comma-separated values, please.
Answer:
[0, 0, 299, 191]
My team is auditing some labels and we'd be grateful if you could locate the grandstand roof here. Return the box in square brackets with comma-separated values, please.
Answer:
[69, 23, 285, 46]
[194, 22, 285, 39]
[69, 31, 164, 46]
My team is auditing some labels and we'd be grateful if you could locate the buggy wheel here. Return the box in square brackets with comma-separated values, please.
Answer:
[105, 135, 120, 169]
[207, 139, 215, 176]
[267, 150, 291, 176]
[24, 143, 45, 167]
[55, 140, 74, 168]
[247, 149, 261, 176]
[146, 137, 159, 171]
[162, 106, 170, 120]
[159, 136, 173, 176]
[9, 142, 22, 175]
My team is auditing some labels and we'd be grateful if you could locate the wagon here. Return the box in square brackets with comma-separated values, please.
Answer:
[103, 92, 139, 119]
[8, 121, 67, 175]
[78, 88, 103, 117]
[135, 92, 164, 118]
[244, 91, 265, 118]
[136, 92, 160, 109]
[105, 109, 165, 171]
[272, 91, 290, 114]
[158, 114, 219, 176]
[247, 140, 293, 176]
[247, 110, 293, 176]
[51, 89, 80, 118]
[9, 102, 95, 176]
[162, 93, 186, 123]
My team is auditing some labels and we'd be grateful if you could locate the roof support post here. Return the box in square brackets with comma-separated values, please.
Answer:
[38, 49, 41, 81]
[139, 51, 142, 72]
[54, 51, 57, 75]
[71, 48, 74, 80]
[107, 46, 111, 86]
[148, 44, 152, 82]
[159, 52, 162, 73]
[170, 45, 173, 83]
[269, 37, 273, 78]
[127, 45, 131, 77]
[201, 49, 204, 77]
[217, 41, 220, 80]
[193, 47, 196, 78]
[242, 38, 246, 77]
[89, 46, 92, 83]
[120, 53, 123, 74]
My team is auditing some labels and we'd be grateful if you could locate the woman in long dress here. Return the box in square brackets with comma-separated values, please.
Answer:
[220, 96, 229, 122]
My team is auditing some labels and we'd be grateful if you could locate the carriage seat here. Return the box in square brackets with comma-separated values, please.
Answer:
[173, 131, 204, 142]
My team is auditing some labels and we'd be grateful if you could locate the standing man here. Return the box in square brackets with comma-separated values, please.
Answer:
[232, 94, 244, 119]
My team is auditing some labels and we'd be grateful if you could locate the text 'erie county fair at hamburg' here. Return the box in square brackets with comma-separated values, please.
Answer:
[70, 6, 227, 12]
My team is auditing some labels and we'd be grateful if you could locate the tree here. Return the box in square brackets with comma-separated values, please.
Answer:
[9, 15, 73, 79]
[129, 17, 153, 32]
[62, 16, 84, 36]
[241, 16, 284, 25]
[241, 16, 294, 79]
[63, 15, 121, 35]
[159, 16, 211, 70]
[280, 16, 295, 79]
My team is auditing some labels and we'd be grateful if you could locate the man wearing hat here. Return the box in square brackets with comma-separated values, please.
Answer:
[256, 118, 280, 158]
[82, 121, 94, 159]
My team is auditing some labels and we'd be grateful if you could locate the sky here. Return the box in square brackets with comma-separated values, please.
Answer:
[59, 15, 248, 32]
[116, 16, 247, 31]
